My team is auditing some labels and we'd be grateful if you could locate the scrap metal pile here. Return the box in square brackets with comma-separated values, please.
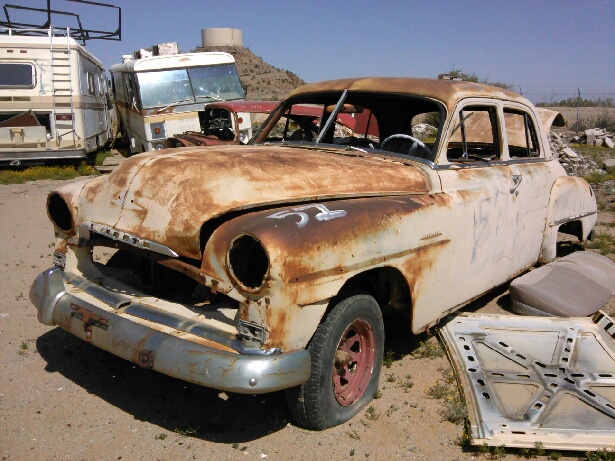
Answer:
[550, 131, 603, 176]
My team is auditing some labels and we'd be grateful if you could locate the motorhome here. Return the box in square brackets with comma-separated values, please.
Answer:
[110, 51, 246, 153]
[0, 28, 112, 165]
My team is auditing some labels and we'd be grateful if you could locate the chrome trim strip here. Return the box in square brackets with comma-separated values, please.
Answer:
[435, 157, 546, 170]
[552, 210, 598, 227]
[82, 221, 178, 258]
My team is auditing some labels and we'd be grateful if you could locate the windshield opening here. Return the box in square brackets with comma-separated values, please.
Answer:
[136, 64, 244, 109]
[253, 91, 445, 162]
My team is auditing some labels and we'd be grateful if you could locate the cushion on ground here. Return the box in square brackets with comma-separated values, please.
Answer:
[509, 252, 615, 317]
[554, 251, 615, 296]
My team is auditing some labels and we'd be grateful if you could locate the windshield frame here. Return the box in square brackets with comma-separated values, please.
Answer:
[251, 90, 447, 164]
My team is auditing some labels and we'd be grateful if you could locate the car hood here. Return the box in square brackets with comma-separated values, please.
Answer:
[73, 145, 432, 259]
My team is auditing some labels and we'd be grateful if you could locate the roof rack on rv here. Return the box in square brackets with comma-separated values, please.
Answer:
[0, 0, 121, 45]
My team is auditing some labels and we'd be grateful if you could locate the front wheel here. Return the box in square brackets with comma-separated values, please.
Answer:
[286, 293, 384, 430]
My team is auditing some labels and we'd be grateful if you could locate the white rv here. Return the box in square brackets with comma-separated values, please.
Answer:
[0, 28, 112, 165]
[110, 52, 245, 153]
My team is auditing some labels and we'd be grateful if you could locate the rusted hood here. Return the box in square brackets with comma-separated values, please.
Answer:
[75, 145, 431, 259]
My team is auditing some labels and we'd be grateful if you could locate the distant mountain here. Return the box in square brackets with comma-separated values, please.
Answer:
[193, 45, 306, 101]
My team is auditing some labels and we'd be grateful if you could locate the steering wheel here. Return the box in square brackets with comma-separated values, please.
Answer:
[209, 118, 234, 140]
[381, 134, 429, 158]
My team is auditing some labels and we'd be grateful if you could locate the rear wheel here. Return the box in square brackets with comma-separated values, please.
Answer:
[286, 293, 384, 430]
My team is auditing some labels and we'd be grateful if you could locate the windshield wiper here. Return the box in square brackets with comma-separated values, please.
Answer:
[195, 93, 224, 102]
[155, 97, 195, 113]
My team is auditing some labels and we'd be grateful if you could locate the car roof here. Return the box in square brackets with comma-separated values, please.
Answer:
[286, 77, 532, 110]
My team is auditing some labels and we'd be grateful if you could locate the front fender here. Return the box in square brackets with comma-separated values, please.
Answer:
[200, 195, 436, 305]
[199, 194, 450, 349]
[540, 176, 597, 263]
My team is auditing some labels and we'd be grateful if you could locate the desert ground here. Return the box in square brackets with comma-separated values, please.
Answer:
[0, 176, 612, 461]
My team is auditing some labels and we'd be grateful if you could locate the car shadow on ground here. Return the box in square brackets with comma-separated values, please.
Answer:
[36, 328, 290, 443]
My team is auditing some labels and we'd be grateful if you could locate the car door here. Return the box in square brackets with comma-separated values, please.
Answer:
[436, 100, 521, 309]
[502, 104, 558, 269]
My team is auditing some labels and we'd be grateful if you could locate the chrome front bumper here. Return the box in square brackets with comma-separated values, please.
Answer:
[30, 267, 311, 394]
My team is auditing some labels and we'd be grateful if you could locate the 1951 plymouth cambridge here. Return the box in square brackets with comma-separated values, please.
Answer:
[30, 77, 597, 430]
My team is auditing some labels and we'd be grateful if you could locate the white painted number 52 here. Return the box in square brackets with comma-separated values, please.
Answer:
[267, 204, 347, 228]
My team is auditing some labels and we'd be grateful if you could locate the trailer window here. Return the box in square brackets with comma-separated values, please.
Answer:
[0, 63, 35, 88]
[87, 73, 97, 95]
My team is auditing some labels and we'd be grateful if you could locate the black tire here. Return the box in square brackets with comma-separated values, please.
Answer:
[286, 293, 384, 430]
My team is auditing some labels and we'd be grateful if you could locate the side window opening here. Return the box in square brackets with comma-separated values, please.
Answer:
[0, 63, 35, 88]
[447, 106, 499, 162]
[87, 73, 96, 95]
[112, 73, 126, 102]
[504, 109, 540, 158]
[124, 74, 140, 109]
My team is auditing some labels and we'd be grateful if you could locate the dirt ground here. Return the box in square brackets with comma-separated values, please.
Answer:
[0, 178, 612, 461]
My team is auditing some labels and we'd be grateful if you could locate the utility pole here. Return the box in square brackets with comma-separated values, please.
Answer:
[576, 88, 580, 135]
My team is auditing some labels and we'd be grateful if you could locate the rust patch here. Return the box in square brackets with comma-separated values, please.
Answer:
[69, 303, 109, 342]
[99, 146, 433, 259]
[157, 258, 206, 284]
[238, 303, 249, 322]
[555, 175, 582, 187]
[130, 331, 154, 363]
[185, 335, 238, 353]
[55, 239, 68, 255]
[266, 308, 288, 349]
[138, 350, 154, 368]
[290, 239, 450, 284]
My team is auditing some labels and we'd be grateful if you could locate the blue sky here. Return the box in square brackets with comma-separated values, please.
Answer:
[6, 0, 615, 96]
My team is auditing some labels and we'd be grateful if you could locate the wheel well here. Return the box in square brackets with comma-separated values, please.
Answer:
[330, 267, 412, 318]
[555, 220, 588, 258]
[558, 220, 583, 241]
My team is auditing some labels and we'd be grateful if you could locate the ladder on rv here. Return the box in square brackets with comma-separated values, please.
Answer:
[49, 28, 78, 148]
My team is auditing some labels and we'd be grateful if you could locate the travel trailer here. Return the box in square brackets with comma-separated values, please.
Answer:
[110, 51, 245, 153]
[0, 28, 112, 165]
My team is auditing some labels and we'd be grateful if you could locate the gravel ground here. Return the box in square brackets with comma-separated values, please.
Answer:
[0, 177, 612, 461]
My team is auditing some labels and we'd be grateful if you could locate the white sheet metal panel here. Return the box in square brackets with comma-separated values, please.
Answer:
[440, 312, 615, 450]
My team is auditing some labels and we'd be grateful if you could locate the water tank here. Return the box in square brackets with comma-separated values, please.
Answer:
[201, 28, 243, 47]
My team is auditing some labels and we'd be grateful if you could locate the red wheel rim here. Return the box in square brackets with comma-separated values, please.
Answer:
[331, 318, 376, 406]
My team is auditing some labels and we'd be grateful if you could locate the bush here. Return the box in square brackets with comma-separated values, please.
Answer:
[0, 163, 97, 185]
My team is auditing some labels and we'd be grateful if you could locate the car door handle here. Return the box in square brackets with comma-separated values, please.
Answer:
[510, 174, 522, 194]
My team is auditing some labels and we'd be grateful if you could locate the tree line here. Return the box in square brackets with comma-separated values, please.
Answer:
[536, 97, 614, 108]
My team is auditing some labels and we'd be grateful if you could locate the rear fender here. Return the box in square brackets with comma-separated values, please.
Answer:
[539, 176, 597, 263]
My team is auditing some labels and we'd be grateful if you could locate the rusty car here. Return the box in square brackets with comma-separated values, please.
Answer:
[162, 100, 363, 148]
[30, 77, 597, 430]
